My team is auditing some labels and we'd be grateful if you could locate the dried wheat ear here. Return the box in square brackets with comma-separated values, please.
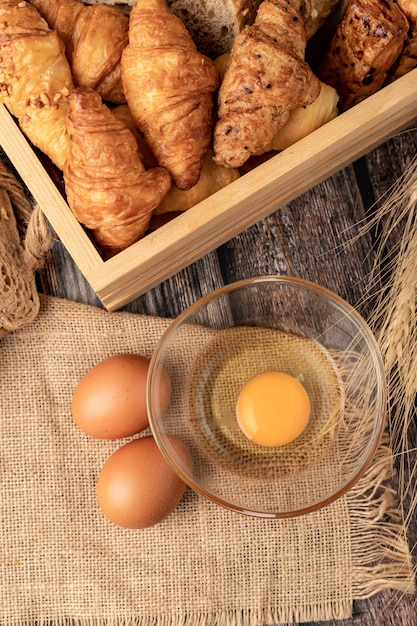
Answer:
[0, 160, 40, 338]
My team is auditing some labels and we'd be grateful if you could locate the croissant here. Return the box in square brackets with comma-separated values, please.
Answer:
[64, 88, 172, 258]
[0, 0, 73, 169]
[30, 0, 129, 104]
[121, 0, 219, 190]
[153, 149, 240, 215]
[213, 0, 321, 168]
[255, 81, 339, 153]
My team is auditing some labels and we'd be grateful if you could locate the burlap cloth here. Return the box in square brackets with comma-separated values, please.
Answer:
[1, 294, 415, 625]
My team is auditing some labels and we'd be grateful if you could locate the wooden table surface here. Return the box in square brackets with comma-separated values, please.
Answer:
[36, 127, 417, 625]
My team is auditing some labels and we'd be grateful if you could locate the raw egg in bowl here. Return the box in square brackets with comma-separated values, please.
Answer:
[147, 276, 386, 518]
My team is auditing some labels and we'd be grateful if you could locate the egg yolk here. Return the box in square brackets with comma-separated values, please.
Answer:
[236, 371, 311, 447]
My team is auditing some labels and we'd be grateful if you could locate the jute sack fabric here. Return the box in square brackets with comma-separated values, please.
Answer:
[0, 157, 40, 337]
[0, 295, 414, 625]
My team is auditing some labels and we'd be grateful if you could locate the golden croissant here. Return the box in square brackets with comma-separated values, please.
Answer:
[121, 0, 219, 190]
[30, 0, 129, 104]
[64, 88, 172, 258]
[0, 0, 73, 169]
[213, 0, 321, 168]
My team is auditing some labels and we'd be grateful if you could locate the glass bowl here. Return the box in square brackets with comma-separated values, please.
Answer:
[147, 276, 386, 518]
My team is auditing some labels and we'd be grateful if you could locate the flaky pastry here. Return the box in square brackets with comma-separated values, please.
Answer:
[121, 0, 219, 190]
[213, 0, 321, 168]
[0, 0, 73, 169]
[30, 0, 129, 104]
[64, 88, 171, 257]
[154, 150, 240, 214]
[317, 0, 409, 111]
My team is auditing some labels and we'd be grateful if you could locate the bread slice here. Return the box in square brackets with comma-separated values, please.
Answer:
[166, 0, 262, 56]
[0, 160, 39, 338]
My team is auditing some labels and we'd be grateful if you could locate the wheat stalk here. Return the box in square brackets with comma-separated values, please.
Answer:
[364, 153, 417, 560]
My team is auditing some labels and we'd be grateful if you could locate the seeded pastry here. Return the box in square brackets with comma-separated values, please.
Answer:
[387, 0, 417, 81]
[213, 0, 321, 168]
[317, 0, 409, 111]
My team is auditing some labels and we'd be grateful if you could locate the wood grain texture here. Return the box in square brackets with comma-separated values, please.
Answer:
[35, 126, 417, 625]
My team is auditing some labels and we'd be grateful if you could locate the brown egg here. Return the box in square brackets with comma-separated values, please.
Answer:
[96, 435, 192, 529]
[71, 353, 171, 439]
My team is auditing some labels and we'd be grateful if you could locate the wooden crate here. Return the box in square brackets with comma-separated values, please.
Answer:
[1, 68, 417, 311]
